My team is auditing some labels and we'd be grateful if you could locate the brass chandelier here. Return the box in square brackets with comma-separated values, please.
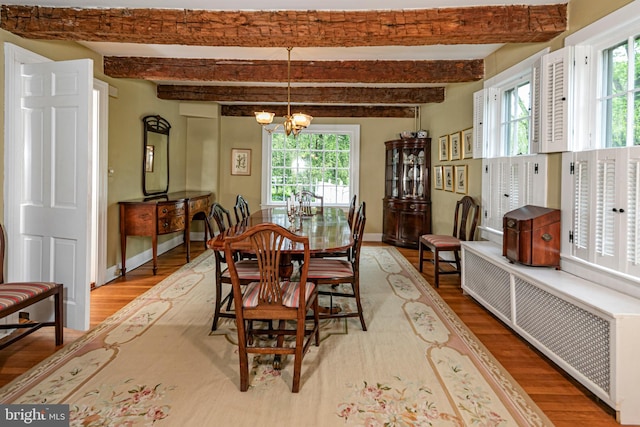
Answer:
[255, 47, 313, 137]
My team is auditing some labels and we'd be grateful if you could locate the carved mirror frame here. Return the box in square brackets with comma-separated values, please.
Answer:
[142, 115, 170, 196]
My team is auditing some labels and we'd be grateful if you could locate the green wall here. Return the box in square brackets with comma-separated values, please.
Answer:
[0, 0, 634, 281]
[219, 116, 416, 236]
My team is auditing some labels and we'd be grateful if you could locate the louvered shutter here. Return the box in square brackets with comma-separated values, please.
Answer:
[626, 148, 640, 276]
[572, 151, 590, 261]
[540, 48, 570, 152]
[530, 58, 542, 153]
[509, 161, 520, 211]
[473, 89, 485, 159]
[595, 150, 618, 269]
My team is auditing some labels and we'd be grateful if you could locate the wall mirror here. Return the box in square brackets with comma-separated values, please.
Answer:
[142, 115, 170, 196]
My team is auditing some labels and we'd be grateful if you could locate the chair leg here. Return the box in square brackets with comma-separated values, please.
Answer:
[236, 320, 250, 392]
[433, 248, 440, 288]
[211, 278, 223, 331]
[352, 280, 367, 331]
[54, 286, 64, 346]
[418, 241, 424, 272]
[291, 318, 306, 393]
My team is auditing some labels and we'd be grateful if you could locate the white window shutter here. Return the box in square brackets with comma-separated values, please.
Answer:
[509, 161, 520, 211]
[572, 152, 590, 260]
[540, 47, 570, 153]
[626, 149, 640, 276]
[473, 89, 486, 158]
[595, 152, 618, 268]
[530, 58, 542, 154]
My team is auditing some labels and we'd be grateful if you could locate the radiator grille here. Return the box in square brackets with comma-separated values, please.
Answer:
[463, 252, 512, 319]
[514, 278, 611, 394]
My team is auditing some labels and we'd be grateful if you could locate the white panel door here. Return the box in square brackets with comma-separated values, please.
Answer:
[19, 59, 93, 330]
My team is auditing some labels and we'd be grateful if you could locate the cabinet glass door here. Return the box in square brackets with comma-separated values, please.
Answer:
[386, 147, 401, 197]
[402, 148, 426, 198]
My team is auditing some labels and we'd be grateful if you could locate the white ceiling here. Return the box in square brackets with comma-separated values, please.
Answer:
[5, 1, 566, 63]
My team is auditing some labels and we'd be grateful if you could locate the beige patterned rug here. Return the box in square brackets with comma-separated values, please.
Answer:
[0, 247, 552, 426]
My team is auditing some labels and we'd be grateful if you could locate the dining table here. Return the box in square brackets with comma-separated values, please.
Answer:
[207, 206, 353, 255]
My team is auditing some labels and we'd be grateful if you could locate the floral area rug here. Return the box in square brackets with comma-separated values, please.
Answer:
[0, 247, 552, 426]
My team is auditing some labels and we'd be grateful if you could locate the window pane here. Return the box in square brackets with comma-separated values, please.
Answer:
[517, 83, 530, 119]
[268, 130, 355, 205]
[605, 42, 628, 97]
[606, 96, 628, 147]
[635, 91, 640, 146]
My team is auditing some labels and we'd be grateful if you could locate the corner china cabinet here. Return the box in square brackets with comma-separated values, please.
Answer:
[382, 137, 432, 248]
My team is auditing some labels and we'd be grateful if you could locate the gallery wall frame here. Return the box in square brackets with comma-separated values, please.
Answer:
[462, 128, 473, 159]
[231, 148, 252, 176]
[443, 165, 454, 192]
[450, 132, 461, 161]
[438, 135, 449, 161]
[434, 166, 443, 190]
[455, 165, 468, 194]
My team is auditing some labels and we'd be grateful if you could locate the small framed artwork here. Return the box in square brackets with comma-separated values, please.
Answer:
[455, 165, 468, 194]
[438, 135, 449, 161]
[434, 166, 443, 190]
[231, 148, 251, 176]
[462, 128, 473, 159]
[443, 165, 454, 192]
[450, 132, 461, 160]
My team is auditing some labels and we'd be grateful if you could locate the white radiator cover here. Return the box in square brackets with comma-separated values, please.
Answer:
[462, 241, 640, 425]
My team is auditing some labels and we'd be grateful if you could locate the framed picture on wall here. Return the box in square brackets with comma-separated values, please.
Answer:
[455, 165, 468, 194]
[438, 135, 449, 161]
[231, 148, 251, 176]
[443, 165, 454, 192]
[462, 128, 473, 159]
[434, 166, 443, 190]
[450, 132, 461, 160]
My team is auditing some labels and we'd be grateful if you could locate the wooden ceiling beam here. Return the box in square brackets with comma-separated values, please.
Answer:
[158, 85, 444, 103]
[0, 5, 566, 46]
[107, 57, 483, 83]
[222, 104, 419, 118]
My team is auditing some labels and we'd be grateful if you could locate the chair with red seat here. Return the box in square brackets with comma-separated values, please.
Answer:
[205, 203, 261, 331]
[0, 224, 63, 349]
[307, 201, 367, 330]
[418, 196, 479, 288]
[224, 223, 320, 392]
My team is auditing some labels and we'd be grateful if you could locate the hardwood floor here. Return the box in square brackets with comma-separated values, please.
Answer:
[0, 241, 628, 426]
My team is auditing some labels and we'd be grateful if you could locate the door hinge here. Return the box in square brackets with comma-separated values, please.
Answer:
[570, 162, 575, 175]
[569, 230, 574, 243]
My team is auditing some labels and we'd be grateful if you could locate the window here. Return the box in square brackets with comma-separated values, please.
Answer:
[599, 36, 640, 148]
[261, 124, 359, 207]
[559, 1, 640, 293]
[501, 81, 531, 156]
[475, 50, 548, 244]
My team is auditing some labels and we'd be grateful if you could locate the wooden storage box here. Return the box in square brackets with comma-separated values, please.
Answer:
[503, 205, 560, 268]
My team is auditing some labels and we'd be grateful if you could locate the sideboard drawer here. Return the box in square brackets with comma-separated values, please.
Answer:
[158, 201, 186, 219]
[189, 195, 210, 213]
[157, 201, 186, 233]
[157, 216, 186, 234]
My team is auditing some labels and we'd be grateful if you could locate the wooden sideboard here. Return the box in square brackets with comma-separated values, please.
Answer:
[119, 191, 211, 275]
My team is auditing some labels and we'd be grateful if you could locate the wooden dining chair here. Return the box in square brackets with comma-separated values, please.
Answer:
[347, 194, 357, 229]
[224, 223, 320, 393]
[299, 190, 323, 213]
[233, 194, 251, 224]
[0, 223, 64, 349]
[418, 196, 479, 288]
[205, 203, 260, 331]
[307, 201, 367, 330]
